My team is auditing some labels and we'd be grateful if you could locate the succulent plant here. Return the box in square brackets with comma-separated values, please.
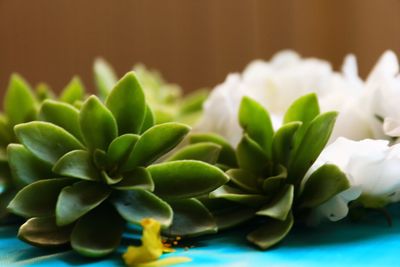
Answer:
[190, 94, 350, 249]
[7, 72, 228, 257]
[94, 59, 208, 125]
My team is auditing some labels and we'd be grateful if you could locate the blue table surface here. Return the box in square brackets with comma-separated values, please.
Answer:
[1, 208, 400, 267]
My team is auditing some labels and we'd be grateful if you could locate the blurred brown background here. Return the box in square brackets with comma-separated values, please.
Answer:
[0, 0, 400, 94]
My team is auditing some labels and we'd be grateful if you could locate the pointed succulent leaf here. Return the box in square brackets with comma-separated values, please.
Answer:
[56, 181, 111, 226]
[113, 167, 154, 191]
[101, 171, 123, 185]
[8, 178, 75, 217]
[226, 169, 259, 193]
[35, 82, 55, 101]
[262, 166, 287, 196]
[80, 96, 118, 151]
[272, 122, 302, 166]
[140, 105, 155, 134]
[18, 217, 73, 247]
[288, 112, 338, 184]
[53, 150, 100, 181]
[210, 185, 269, 207]
[7, 144, 53, 186]
[237, 135, 268, 174]
[105, 72, 146, 134]
[165, 199, 216, 237]
[256, 185, 294, 221]
[71, 203, 125, 257]
[148, 160, 229, 199]
[0, 114, 13, 145]
[300, 164, 350, 208]
[112, 189, 172, 227]
[239, 96, 274, 155]
[4, 74, 37, 125]
[93, 149, 108, 169]
[284, 93, 319, 128]
[94, 58, 118, 99]
[39, 100, 83, 142]
[190, 133, 237, 167]
[14, 121, 84, 164]
[59, 76, 85, 104]
[107, 134, 139, 167]
[167, 143, 221, 164]
[123, 123, 190, 170]
[247, 213, 294, 250]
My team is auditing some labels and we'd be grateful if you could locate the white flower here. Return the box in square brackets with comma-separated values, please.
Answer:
[307, 137, 400, 224]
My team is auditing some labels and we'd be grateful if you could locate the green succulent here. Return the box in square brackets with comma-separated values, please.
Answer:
[0, 74, 86, 222]
[190, 94, 350, 249]
[94, 58, 208, 125]
[7, 72, 228, 257]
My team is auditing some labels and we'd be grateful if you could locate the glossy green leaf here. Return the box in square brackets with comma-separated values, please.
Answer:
[56, 181, 111, 226]
[262, 166, 287, 196]
[140, 105, 155, 134]
[105, 72, 146, 134]
[80, 96, 117, 151]
[53, 150, 100, 181]
[113, 167, 154, 191]
[148, 160, 229, 199]
[59, 76, 85, 104]
[112, 189, 172, 226]
[71, 204, 124, 257]
[7, 144, 53, 186]
[237, 135, 268, 174]
[123, 123, 190, 170]
[210, 185, 268, 207]
[18, 217, 73, 247]
[15, 121, 84, 165]
[226, 169, 259, 193]
[39, 100, 83, 142]
[272, 122, 301, 165]
[94, 58, 118, 99]
[190, 133, 237, 167]
[164, 199, 216, 237]
[247, 213, 294, 250]
[300, 164, 350, 208]
[256, 185, 293, 221]
[107, 134, 139, 167]
[288, 112, 338, 185]
[4, 74, 37, 126]
[239, 96, 274, 155]
[101, 171, 123, 185]
[8, 178, 75, 217]
[167, 143, 221, 164]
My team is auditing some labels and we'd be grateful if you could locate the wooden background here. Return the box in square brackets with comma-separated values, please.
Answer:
[0, 0, 400, 94]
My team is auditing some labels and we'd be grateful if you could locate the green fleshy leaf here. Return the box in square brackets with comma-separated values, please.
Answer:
[113, 167, 154, 191]
[53, 150, 100, 181]
[167, 143, 221, 164]
[14, 121, 84, 165]
[18, 217, 73, 247]
[179, 89, 208, 114]
[210, 185, 268, 207]
[112, 189, 172, 226]
[39, 100, 83, 142]
[140, 105, 155, 134]
[105, 72, 146, 134]
[239, 96, 274, 155]
[7, 144, 53, 186]
[262, 166, 287, 196]
[123, 123, 190, 170]
[272, 122, 302, 166]
[226, 169, 259, 193]
[4, 74, 37, 126]
[35, 83, 55, 101]
[56, 181, 111, 226]
[256, 185, 294, 221]
[71, 204, 124, 257]
[148, 160, 229, 199]
[93, 149, 108, 169]
[237, 135, 268, 174]
[300, 164, 350, 208]
[94, 58, 118, 99]
[247, 213, 294, 250]
[288, 112, 338, 185]
[101, 171, 123, 185]
[59, 76, 85, 104]
[0, 114, 13, 145]
[107, 134, 139, 167]
[190, 133, 237, 167]
[8, 178, 75, 217]
[80, 96, 118, 151]
[165, 198, 216, 237]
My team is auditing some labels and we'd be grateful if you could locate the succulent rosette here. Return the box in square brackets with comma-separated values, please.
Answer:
[191, 93, 351, 249]
[7, 72, 228, 257]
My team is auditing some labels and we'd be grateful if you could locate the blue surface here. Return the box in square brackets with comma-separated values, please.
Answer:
[1, 210, 400, 267]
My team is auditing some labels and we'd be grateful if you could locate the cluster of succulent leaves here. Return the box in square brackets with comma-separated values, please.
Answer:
[191, 93, 351, 249]
[94, 59, 208, 125]
[7, 72, 228, 257]
[0, 74, 86, 222]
